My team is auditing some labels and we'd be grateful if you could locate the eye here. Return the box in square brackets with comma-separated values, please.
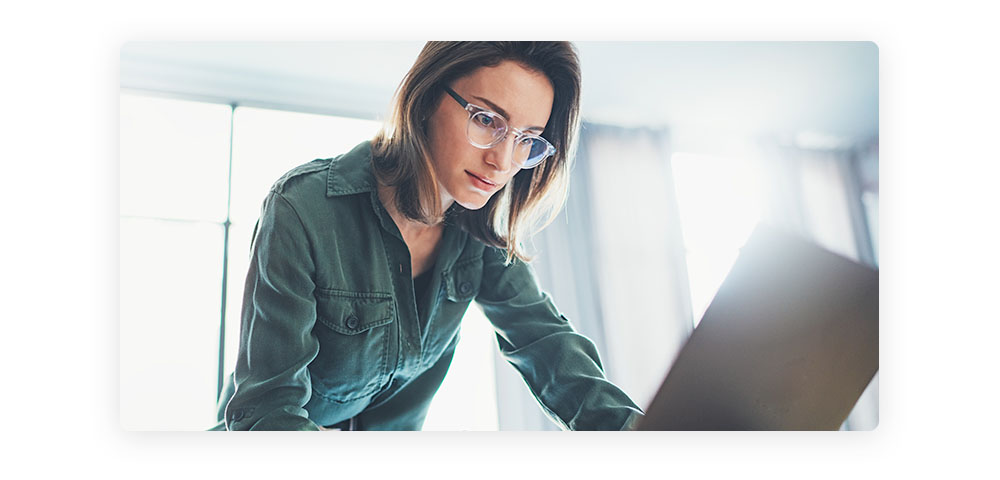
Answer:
[473, 114, 494, 128]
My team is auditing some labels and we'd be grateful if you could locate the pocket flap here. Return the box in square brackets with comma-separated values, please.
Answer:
[315, 290, 395, 335]
[443, 258, 483, 302]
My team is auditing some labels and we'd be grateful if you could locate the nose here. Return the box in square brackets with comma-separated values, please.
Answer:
[483, 134, 519, 174]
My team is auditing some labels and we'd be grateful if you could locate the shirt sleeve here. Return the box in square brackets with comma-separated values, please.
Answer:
[224, 191, 322, 431]
[475, 246, 644, 431]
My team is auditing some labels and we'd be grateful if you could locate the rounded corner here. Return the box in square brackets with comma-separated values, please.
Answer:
[865, 40, 879, 56]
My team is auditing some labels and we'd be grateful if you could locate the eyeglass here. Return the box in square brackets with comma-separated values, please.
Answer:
[443, 85, 556, 169]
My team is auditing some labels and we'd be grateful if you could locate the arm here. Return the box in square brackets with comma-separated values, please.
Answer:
[224, 191, 322, 431]
[476, 247, 643, 431]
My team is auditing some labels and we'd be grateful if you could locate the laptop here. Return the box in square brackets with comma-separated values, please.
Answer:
[634, 223, 878, 430]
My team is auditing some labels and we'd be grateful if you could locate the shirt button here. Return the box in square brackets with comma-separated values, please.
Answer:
[459, 281, 473, 295]
[346, 314, 360, 330]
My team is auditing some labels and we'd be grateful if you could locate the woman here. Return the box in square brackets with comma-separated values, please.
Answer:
[213, 41, 643, 431]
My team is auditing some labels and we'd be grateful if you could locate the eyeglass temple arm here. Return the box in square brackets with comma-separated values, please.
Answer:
[443, 86, 469, 108]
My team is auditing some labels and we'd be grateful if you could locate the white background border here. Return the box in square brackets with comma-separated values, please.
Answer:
[3, 0, 997, 476]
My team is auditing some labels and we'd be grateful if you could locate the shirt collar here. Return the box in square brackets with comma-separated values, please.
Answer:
[327, 141, 472, 267]
[326, 140, 377, 197]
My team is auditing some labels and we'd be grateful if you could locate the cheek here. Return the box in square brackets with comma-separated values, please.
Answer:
[426, 132, 452, 173]
[430, 141, 464, 178]
[427, 120, 468, 171]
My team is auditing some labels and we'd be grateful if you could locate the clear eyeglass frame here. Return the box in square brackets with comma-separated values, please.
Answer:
[443, 85, 556, 169]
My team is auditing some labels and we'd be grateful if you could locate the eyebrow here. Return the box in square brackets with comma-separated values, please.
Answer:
[471, 95, 546, 132]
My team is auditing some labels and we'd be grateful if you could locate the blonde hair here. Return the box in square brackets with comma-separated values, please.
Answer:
[371, 41, 582, 265]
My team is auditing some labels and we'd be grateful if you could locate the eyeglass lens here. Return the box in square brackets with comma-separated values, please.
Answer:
[468, 111, 548, 167]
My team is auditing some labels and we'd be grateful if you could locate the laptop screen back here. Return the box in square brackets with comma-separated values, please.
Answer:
[636, 224, 878, 430]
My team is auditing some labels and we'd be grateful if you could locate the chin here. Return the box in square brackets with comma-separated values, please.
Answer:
[456, 197, 490, 211]
[451, 188, 498, 211]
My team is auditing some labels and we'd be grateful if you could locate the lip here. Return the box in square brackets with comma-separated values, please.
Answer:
[466, 171, 499, 191]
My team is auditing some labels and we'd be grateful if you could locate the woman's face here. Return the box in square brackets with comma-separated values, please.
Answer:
[426, 60, 555, 211]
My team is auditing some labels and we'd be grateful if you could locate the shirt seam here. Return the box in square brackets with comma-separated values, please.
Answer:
[268, 191, 317, 271]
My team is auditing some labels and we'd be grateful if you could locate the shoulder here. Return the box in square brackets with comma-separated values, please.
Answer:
[262, 158, 339, 233]
[269, 157, 336, 198]
[271, 141, 377, 202]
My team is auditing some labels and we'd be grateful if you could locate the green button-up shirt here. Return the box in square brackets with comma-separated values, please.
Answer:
[213, 141, 642, 430]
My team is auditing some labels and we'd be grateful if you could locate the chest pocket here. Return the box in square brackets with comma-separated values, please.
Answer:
[442, 257, 483, 303]
[312, 289, 395, 403]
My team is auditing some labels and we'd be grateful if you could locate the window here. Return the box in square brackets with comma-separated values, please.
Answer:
[119, 93, 232, 430]
[120, 92, 499, 430]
